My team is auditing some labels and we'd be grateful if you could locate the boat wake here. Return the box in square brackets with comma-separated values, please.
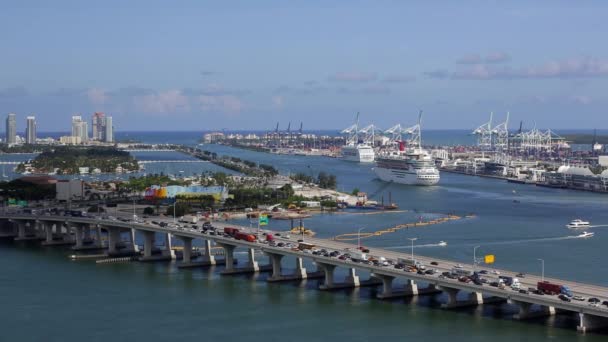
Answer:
[387, 242, 448, 249]
[457, 234, 593, 247]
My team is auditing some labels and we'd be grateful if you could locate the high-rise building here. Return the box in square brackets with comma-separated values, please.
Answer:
[105, 116, 114, 143]
[5, 113, 17, 145]
[92, 112, 105, 141]
[71, 115, 88, 143]
[25, 116, 36, 144]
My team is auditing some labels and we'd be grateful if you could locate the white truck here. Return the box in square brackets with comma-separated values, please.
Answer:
[179, 215, 198, 223]
[350, 252, 368, 262]
[398, 258, 426, 270]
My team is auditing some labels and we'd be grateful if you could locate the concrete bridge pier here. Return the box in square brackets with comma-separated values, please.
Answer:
[440, 287, 485, 309]
[373, 274, 419, 299]
[44, 222, 53, 243]
[266, 254, 314, 282]
[508, 299, 555, 320]
[106, 227, 122, 255]
[317, 264, 374, 290]
[143, 231, 154, 258]
[202, 240, 216, 265]
[181, 237, 193, 263]
[95, 227, 103, 247]
[221, 245, 266, 275]
[14, 221, 38, 241]
[73, 225, 84, 249]
[219, 244, 236, 273]
[178, 239, 221, 268]
[128, 229, 139, 253]
[162, 233, 175, 259]
[577, 312, 608, 333]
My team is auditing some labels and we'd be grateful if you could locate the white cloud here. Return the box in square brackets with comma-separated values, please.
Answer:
[272, 95, 284, 108]
[196, 94, 242, 114]
[569, 95, 592, 105]
[87, 88, 107, 105]
[485, 52, 511, 64]
[427, 57, 608, 80]
[382, 75, 416, 83]
[133, 89, 190, 113]
[456, 54, 483, 64]
[328, 72, 377, 82]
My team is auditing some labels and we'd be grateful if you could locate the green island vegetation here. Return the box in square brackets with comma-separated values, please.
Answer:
[0, 144, 52, 154]
[289, 171, 337, 189]
[562, 134, 608, 144]
[16, 146, 139, 174]
[0, 179, 56, 200]
[190, 149, 279, 177]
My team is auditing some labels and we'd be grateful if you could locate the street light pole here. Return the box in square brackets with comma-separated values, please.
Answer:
[473, 245, 481, 273]
[408, 237, 418, 262]
[357, 227, 365, 249]
[538, 258, 545, 282]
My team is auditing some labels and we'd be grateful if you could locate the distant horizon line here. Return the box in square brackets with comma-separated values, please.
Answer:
[6, 128, 608, 134]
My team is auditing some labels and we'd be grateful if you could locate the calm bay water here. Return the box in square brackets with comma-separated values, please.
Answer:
[2, 131, 608, 341]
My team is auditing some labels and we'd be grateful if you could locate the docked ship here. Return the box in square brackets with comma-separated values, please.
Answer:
[341, 143, 375, 163]
[340, 113, 376, 163]
[373, 112, 440, 186]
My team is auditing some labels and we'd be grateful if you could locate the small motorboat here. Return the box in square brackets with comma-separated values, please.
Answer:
[577, 231, 594, 238]
[567, 219, 590, 229]
[438, 241, 447, 246]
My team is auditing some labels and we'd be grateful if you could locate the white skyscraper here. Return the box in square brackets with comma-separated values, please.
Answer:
[5, 113, 17, 145]
[71, 115, 88, 142]
[25, 116, 36, 144]
[105, 116, 114, 143]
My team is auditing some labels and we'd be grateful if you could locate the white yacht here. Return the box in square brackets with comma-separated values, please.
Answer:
[577, 231, 594, 238]
[567, 219, 590, 229]
[373, 112, 439, 186]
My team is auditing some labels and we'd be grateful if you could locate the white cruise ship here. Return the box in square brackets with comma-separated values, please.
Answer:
[340, 113, 376, 163]
[373, 112, 439, 186]
[341, 143, 375, 163]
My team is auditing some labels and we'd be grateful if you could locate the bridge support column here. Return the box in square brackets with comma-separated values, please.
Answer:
[45, 223, 53, 243]
[74, 225, 84, 248]
[318, 263, 336, 290]
[107, 227, 120, 255]
[267, 253, 283, 281]
[15, 222, 27, 240]
[577, 312, 608, 333]
[178, 239, 220, 268]
[508, 299, 555, 320]
[440, 287, 485, 309]
[246, 248, 259, 271]
[219, 244, 236, 273]
[128, 229, 139, 253]
[162, 233, 175, 259]
[202, 240, 216, 265]
[374, 275, 419, 299]
[266, 255, 317, 282]
[95, 227, 103, 247]
[142, 231, 154, 258]
[345, 268, 360, 287]
[181, 237, 193, 263]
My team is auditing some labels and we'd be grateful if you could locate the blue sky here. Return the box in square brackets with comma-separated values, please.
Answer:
[1, 1, 608, 132]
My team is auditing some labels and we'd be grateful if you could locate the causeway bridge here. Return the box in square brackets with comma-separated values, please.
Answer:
[136, 160, 209, 164]
[1, 212, 608, 333]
